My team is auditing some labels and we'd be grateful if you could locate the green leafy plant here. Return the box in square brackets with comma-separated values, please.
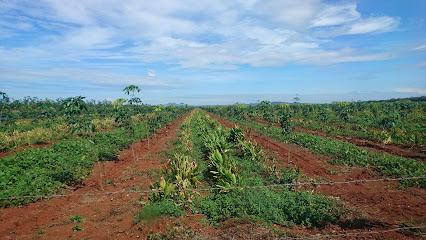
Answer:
[61, 96, 88, 117]
[135, 200, 183, 223]
[280, 111, 293, 135]
[209, 149, 238, 190]
[237, 138, 264, 162]
[72, 224, 84, 231]
[123, 85, 141, 105]
[69, 214, 85, 223]
[203, 129, 233, 154]
[228, 125, 245, 143]
[197, 188, 340, 227]
[149, 177, 176, 202]
[168, 153, 200, 187]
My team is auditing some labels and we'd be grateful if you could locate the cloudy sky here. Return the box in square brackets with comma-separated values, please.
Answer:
[1, 0, 425, 105]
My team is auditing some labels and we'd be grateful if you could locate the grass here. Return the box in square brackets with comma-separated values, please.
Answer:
[134, 200, 183, 223]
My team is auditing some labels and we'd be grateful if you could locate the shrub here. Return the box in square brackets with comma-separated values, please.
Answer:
[197, 188, 340, 227]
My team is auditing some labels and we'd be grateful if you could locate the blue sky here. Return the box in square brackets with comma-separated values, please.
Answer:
[0, 0, 425, 105]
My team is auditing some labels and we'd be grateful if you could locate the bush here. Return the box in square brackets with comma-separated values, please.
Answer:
[197, 188, 340, 227]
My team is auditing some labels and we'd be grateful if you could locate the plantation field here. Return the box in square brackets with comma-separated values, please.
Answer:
[1, 99, 425, 239]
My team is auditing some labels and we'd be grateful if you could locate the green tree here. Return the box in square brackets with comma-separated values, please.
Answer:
[61, 96, 88, 117]
[280, 111, 293, 135]
[0, 91, 16, 123]
[123, 85, 141, 105]
[61, 96, 95, 136]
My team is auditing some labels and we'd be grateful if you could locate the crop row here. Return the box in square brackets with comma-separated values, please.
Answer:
[205, 100, 426, 146]
[293, 118, 425, 146]
[207, 110, 425, 188]
[0, 108, 188, 207]
[136, 109, 341, 227]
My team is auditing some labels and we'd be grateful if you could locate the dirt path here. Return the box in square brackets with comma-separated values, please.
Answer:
[0, 112, 190, 240]
[206, 111, 426, 239]
[252, 118, 426, 161]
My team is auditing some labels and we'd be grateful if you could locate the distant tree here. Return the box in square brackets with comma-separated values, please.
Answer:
[0, 91, 9, 104]
[293, 96, 300, 104]
[0, 91, 15, 123]
[259, 100, 271, 105]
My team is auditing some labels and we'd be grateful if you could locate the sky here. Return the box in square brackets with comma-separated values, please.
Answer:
[0, 0, 425, 105]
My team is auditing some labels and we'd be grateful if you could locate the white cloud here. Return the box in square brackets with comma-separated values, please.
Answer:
[394, 88, 426, 94]
[0, 0, 403, 71]
[257, 0, 320, 29]
[61, 26, 119, 49]
[310, 3, 398, 37]
[347, 16, 399, 34]
[312, 4, 360, 27]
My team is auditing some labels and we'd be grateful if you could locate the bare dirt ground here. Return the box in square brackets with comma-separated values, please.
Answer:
[207, 111, 426, 239]
[252, 118, 426, 161]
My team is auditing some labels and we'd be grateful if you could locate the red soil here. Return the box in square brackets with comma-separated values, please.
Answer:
[206, 111, 426, 239]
